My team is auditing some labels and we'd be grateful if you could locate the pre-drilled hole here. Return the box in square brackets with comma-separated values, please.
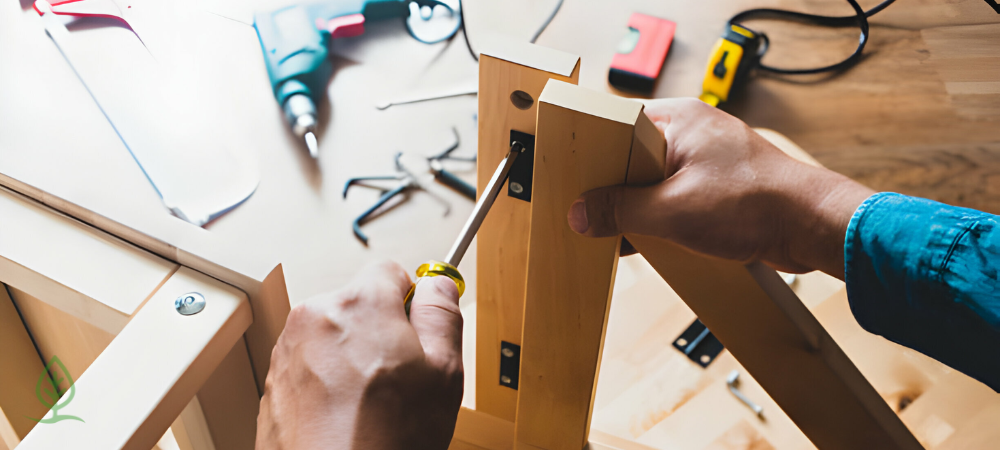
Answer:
[510, 90, 534, 110]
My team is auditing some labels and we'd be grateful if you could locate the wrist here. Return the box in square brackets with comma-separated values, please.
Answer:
[783, 165, 874, 279]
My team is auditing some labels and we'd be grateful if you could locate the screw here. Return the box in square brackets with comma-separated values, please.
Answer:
[502, 348, 515, 358]
[174, 292, 206, 315]
[500, 375, 512, 385]
[676, 338, 688, 346]
[510, 182, 524, 194]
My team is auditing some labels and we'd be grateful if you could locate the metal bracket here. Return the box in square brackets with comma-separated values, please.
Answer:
[673, 319, 724, 367]
[499, 341, 521, 389]
[507, 130, 535, 202]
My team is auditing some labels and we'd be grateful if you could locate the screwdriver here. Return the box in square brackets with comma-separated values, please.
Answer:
[403, 140, 526, 314]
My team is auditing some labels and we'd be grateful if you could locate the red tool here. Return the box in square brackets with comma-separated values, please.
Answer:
[608, 13, 676, 95]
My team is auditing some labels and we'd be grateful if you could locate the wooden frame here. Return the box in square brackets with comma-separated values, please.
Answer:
[0, 183, 288, 449]
[475, 37, 580, 423]
[457, 40, 925, 450]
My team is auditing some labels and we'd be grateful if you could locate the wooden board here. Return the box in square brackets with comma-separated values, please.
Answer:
[514, 80, 641, 449]
[0, 187, 178, 334]
[7, 286, 117, 383]
[475, 38, 580, 422]
[16, 267, 252, 450]
[450, 407, 662, 450]
[623, 111, 923, 450]
[0, 285, 47, 440]
[0, 182, 288, 396]
[194, 337, 259, 450]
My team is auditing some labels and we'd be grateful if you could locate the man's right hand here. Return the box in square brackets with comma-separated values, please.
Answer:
[567, 98, 874, 279]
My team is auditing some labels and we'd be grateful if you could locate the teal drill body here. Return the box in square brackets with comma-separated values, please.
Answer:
[254, 0, 410, 157]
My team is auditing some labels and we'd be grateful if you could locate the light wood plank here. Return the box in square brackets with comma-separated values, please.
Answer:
[624, 111, 923, 450]
[0, 409, 17, 450]
[171, 397, 217, 450]
[451, 407, 515, 450]
[475, 38, 580, 422]
[7, 286, 117, 384]
[514, 80, 640, 449]
[17, 267, 252, 450]
[450, 407, 667, 450]
[0, 187, 178, 333]
[195, 336, 259, 450]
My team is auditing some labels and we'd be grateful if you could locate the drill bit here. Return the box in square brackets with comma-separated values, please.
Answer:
[304, 131, 319, 158]
[285, 93, 320, 159]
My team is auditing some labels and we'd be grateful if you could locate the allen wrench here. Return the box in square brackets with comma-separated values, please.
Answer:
[727, 370, 764, 418]
[427, 127, 476, 200]
[343, 152, 450, 245]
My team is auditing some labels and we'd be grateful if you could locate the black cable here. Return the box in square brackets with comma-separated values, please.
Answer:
[458, 0, 565, 62]
[729, 0, 896, 75]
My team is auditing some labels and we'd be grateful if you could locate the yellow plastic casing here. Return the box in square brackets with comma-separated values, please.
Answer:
[403, 260, 465, 315]
[700, 29, 747, 105]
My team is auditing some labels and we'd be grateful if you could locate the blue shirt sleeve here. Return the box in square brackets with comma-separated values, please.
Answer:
[845, 192, 1000, 391]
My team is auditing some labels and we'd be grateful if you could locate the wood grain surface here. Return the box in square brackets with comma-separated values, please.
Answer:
[475, 0, 1000, 213]
[474, 41, 579, 422]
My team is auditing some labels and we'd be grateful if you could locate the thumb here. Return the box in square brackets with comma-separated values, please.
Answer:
[567, 183, 667, 238]
[409, 276, 463, 371]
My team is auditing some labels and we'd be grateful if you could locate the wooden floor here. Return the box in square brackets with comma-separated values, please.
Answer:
[495, 0, 1000, 214]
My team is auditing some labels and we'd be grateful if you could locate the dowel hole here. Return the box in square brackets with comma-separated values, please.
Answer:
[510, 90, 534, 110]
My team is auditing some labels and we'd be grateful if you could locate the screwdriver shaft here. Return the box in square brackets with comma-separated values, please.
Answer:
[444, 142, 524, 267]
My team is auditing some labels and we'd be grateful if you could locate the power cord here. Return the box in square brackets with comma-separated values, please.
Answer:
[458, 0, 565, 62]
[729, 0, 897, 75]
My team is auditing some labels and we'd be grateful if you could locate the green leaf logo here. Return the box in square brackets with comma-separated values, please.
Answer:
[28, 355, 84, 424]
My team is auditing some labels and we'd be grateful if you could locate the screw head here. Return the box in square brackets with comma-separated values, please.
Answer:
[510, 182, 524, 194]
[501, 348, 515, 358]
[174, 292, 206, 315]
[500, 375, 512, 385]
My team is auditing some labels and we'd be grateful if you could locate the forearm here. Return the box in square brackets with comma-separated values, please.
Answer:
[844, 193, 1000, 391]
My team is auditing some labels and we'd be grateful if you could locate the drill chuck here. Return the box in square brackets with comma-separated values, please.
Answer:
[284, 93, 319, 158]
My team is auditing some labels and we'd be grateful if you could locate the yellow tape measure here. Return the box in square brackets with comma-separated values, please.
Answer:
[699, 24, 762, 107]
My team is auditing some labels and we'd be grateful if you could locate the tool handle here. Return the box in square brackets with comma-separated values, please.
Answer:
[433, 168, 476, 200]
[403, 260, 465, 316]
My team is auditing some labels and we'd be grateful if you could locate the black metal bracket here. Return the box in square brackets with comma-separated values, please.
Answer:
[499, 341, 521, 390]
[507, 130, 535, 202]
[673, 319, 724, 368]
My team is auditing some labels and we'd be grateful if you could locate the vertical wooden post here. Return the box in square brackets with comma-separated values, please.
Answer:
[514, 81, 642, 449]
[476, 39, 580, 422]
[624, 114, 923, 450]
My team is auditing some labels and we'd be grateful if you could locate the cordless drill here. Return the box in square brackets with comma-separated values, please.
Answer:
[254, 0, 412, 158]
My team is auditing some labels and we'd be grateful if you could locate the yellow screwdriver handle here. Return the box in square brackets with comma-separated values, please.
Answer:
[404, 260, 465, 316]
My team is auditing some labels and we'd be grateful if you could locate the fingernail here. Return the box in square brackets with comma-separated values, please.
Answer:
[424, 275, 459, 300]
[568, 199, 589, 234]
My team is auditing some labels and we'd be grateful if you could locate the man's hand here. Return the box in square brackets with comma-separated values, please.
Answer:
[256, 261, 463, 450]
[567, 98, 874, 278]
